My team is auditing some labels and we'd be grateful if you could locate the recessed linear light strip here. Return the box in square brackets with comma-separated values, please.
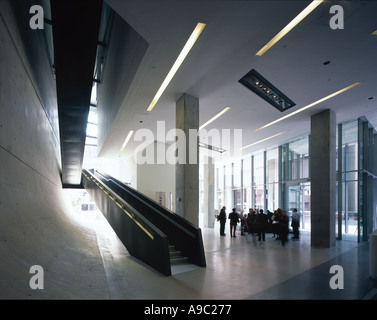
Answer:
[120, 130, 134, 152]
[147, 22, 206, 112]
[240, 130, 290, 151]
[255, 0, 324, 56]
[199, 106, 231, 130]
[256, 82, 361, 131]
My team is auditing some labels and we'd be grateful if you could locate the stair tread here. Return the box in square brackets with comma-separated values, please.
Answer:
[169, 243, 188, 264]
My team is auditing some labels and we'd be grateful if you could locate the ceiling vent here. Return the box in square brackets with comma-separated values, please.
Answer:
[239, 69, 295, 112]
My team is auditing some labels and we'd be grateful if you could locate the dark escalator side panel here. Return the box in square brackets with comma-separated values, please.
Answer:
[82, 170, 171, 276]
[91, 170, 206, 268]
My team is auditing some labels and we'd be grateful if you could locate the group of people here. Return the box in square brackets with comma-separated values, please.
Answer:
[217, 206, 300, 246]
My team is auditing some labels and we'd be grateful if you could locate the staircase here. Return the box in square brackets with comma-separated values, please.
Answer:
[169, 244, 189, 265]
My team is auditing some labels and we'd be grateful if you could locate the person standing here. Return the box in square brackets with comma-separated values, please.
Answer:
[266, 210, 273, 233]
[240, 211, 246, 236]
[219, 206, 227, 236]
[228, 208, 239, 237]
[256, 209, 268, 241]
[247, 208, 257, 235]
[273, 209, 282, 239]
[291, 208, 300, 239]
[279, 210, 289, 246]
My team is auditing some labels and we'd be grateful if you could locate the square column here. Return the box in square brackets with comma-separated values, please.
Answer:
[310, 109, 336, 247]
[176, 93, 199, 226]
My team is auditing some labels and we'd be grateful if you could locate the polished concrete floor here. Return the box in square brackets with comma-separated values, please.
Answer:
[79, 212, 377, 300]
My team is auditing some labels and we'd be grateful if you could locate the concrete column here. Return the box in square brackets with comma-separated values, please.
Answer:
[310, 109, 336, 247]
[176, 93, 199, 226]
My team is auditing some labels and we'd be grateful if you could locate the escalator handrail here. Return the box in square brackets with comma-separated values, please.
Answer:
[83, 169, 166, 239]
[82, 169, 172, 276]
[94, 170, 201, 232]
[92, 170, 196, 239]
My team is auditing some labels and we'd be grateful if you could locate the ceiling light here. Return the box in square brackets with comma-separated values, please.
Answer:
[240, 130, 290, 151]
[199, 142, 225, 153]
[147, 22, 206, 112]
[256, 82, 361, 131]
[120, 130, 134, 152]
[239, 69, 295, 112]
[255, 0, 324, 56]
[371, 30, 377, 35]
[199, 106, 231, 130]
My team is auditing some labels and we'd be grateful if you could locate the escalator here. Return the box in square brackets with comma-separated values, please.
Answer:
[82, 169, 206, 276]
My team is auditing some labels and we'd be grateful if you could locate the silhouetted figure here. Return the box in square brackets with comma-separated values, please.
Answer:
[280, 210, 289, 246]
[240, 212, 246, 236]
[291, 208, 300, 240]
[272, 209, 282, 239]
[247, 208, 257, 235]
[256, 209, 268, 241]
[266, 210, 273, 233]
[228, 208, 239, 237]
[219, 206, 227, 236]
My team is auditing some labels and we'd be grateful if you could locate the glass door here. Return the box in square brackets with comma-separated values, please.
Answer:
[287, 184, 299, 233]
[286, 181, 311, 232]
[301, 182, 311, 231]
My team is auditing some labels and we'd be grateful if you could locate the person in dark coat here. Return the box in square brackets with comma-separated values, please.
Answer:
[240, 213, 247, 236]
[272, 209, 282, 239]
[228, 208, 239, 237]
[219, 206, 227, 236]
[266, 210, 273, 233]
[279, 210, 289, 246]
[291, 208, 300, 239]
[256, 209, 268, 241]
[247, 208, 257, 235]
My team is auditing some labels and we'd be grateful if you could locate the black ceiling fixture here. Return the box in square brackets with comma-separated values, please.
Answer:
[239, 69, 296, 112]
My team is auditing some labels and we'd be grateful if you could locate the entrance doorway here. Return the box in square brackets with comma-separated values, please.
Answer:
[286, 181, 311, 232]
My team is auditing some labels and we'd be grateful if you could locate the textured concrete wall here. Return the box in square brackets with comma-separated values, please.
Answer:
[0, 1, 108, 298]
[175, 93, 199, 226]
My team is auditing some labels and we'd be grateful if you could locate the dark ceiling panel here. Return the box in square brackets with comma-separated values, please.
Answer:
[51, 0, 103, 187]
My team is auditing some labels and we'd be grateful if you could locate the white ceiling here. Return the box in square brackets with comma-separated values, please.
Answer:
[99, 0, 377, 159]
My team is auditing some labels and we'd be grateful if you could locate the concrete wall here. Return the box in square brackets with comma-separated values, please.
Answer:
[0, 1, 108, 298]
[137, 141, 175, 211]
[84, 149, 138, 188]
[97, 12, 148, 155]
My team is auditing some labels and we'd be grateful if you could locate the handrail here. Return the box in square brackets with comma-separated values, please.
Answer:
[82, 169, 171, 276]
[82, 170, 157, 240]
[90, 169, 206, 268]
[93, 170, 196, 238]
[94, 170, 202, 231]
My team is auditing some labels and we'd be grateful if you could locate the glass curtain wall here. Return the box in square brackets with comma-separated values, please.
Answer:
[224, 164, 232, 212]
[242, 157, 252, 212]
[216, 166, 224, 211]
[357, 117, 377, 241]
[288, 137, 310, 181]
[253, 152, 265, 211]
[266, 148, 279, 211]
[233, 160, 242, 211]
[336, 117, 376, 242]
[336, 120, 358, 241]
[212, 117, 376, 242]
